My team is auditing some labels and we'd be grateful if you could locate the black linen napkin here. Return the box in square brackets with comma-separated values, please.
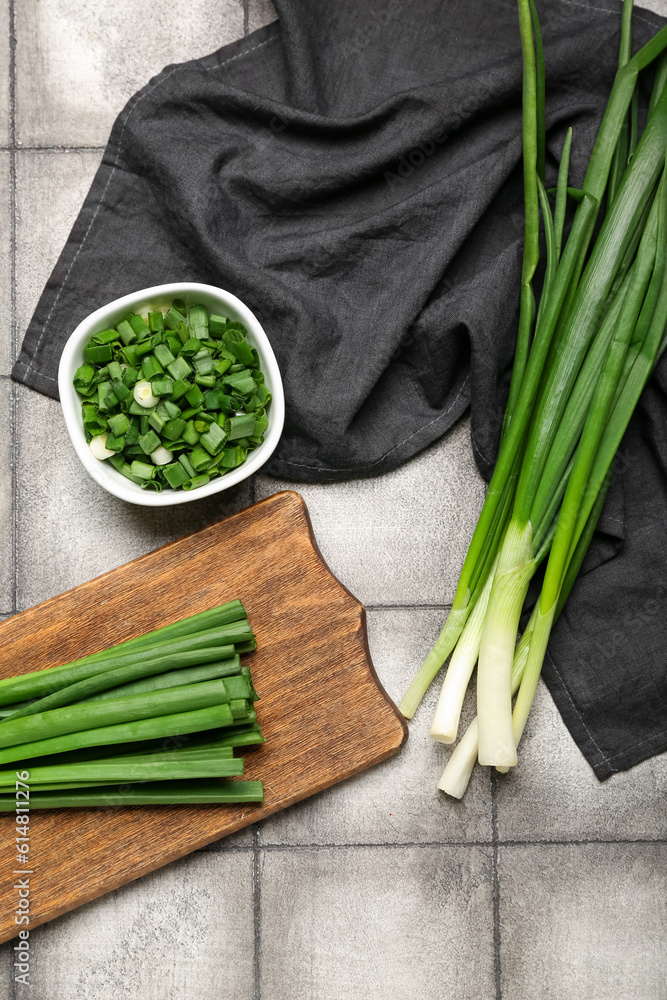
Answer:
[13, 0, 667, 778]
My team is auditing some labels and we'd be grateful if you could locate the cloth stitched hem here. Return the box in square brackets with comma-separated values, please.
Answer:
[543, 647, 667, 780]
[276, 373, 471, 474]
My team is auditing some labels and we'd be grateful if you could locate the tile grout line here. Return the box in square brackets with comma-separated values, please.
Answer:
[365, 603, 451, 612]
[243, 0, 250, 36]
[490, 770, 503, 1000]
[252, 825, 261, 1000]
[9, 0, 18, 616]
[8, 1, 18, 990]
[0, 145, 106, 152]
[203, 836, 667, 853]
[0, 592, 449, 612]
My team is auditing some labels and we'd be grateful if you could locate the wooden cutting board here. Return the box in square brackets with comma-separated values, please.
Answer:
[0, 491, 407, 942]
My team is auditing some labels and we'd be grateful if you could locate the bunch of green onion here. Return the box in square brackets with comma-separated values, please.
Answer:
[400, 0, 667, 797]
[0, 600, 264, 809]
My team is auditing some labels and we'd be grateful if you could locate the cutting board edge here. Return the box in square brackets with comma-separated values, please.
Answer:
[291, 490, 409, 752]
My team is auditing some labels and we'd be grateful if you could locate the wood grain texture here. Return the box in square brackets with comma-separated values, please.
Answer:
[0, 491, 407, 942]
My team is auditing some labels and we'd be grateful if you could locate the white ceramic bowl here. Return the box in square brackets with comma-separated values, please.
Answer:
[58, 282, 285, 506]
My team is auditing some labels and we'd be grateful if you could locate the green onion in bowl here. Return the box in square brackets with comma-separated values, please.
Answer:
[58, 282, 285, 507]
[73, 300, 271, 494]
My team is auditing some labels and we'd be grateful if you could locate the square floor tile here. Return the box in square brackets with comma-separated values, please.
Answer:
[0, 930, 14, 994]
[256, 418, 486, 607]
[260, 845, 495, 1000]
[16, 150, 103, 351]
[21, 852, 254, 1000]
[0, 382, 12, 613]
[495, 681, 667, 842]
[637, 0, 667, 15]
[259, 607, 492, 845]
[0, 153, 11, 375]
[498, 843, 667, 1000]
[0, 3, 9, 147]
[16, 0, 244, 147]
[247, 0, 277, 32]
[15, 387, 252, 609]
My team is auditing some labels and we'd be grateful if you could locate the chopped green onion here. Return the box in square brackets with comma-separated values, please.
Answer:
[166, 355, 192, 381]
[89, 434, 115, 461]
[84, 343, 113, 364]
[162, 417, 186, 442]
[141, 355, 164, 381]
[153, 343, 175, 366]
[75, 303, 271, 492]
[73, 363, 95, 389]
[190, 445, 213, 471]
[199, 421, 227, 455]
[225, 412, 257, 440]
[165, 306, 187, 331]
[139, 429, 161, 455]
[148, 311, 165, 332]
[163, 462, 191, 488]
[183, 474, 211, 490]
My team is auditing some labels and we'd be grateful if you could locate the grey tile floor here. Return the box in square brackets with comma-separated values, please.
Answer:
[1, 1, 666, 998]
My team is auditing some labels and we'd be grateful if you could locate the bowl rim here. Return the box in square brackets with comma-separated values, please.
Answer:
[58, 281, 285, 507]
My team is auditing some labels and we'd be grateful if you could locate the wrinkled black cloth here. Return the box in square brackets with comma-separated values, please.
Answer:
[13, 0, 667, 778]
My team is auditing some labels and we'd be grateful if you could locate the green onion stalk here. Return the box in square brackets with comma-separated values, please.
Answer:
[440, 469, 611, 797]
[400, 0, 667, 786]
[513, 169, 667, 751]
[0, 599, 266, 807]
